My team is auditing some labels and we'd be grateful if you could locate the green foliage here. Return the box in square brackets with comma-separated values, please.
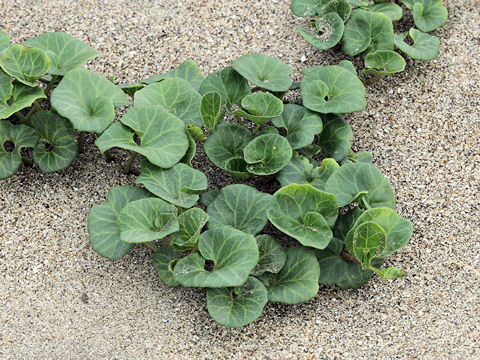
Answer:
[142, 59, 205, 91]
[233, 92, 284, 125]
[169, 208, 209, 251]
[291, 0, 448, 75]
[200, 91, 222, 132]
[243, 134, 292, 175]
[0, 82, 46, 119]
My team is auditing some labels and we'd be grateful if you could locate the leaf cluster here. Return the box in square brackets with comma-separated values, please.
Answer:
[85, 54, 413, 328]
[292, 0, 447, 77]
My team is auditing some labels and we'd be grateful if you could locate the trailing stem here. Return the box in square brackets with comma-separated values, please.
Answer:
[78, 132, 85, 153]
[104, 149, 113, 162]
[340, 250, 360, 264]
[124, 152, 138, 174]
[144, 242, 158, 252]
[44, 75, 59, 95]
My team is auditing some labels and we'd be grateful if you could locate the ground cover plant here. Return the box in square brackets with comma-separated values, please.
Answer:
[291, 0, 448, 78]
[0, 30, 129, 179]
[86, 54, 413, 328]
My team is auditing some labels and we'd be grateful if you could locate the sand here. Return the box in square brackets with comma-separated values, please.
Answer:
[0, 0, 479, 358]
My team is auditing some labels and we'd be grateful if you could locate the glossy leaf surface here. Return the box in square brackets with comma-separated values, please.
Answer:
[243, 134, 292, 175]
[394, 28, 439, 61]
[142, 59, 205, 91]
[251, 235, 287, 276]
[169, 208, 209, 251]
[0, 44, 50, 86]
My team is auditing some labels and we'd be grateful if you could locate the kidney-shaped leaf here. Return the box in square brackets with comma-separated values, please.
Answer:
[207, 184, 272, 235]
[233, 92, 283, 125]
[87, 186, 152, 260]
[318, 0, 352, 21]
[263, 247, 320, 304]
[142, 59, 205, 91]
[394, 28, 439, 61]
[136, 161, 207, 208]
[363, 50, 406, 76]
[169, 208, 209, 251]
[0, 30, 10, 52]
[95, 105, 189, 168]
[0, 122, 38, 179]
[297, 12, 345, 50]
[30, 110, 77, 173]
[243, 134, 292, 175]
[173, 226, 259, 288]
[152, 245, 182, 286]
[301, 65, 366, 113]
[204, 123, 253, 170]
[325, 162, 395, 209]
[207, 276, 268, 328]
[317, 113, 352, 161]
[351, 221, 386, 267]
[251, 235, 287, 276]
[363, 3, 403, 21]
[291, 0, 322, 17]
[412, 0, 448, 32]
[342, 9, 394, 56]
[345, 207, 413, 258]
[267, 184, 338, 249]
[51, 68, 128, 132]
[134, 77, 202, 126]
[23, 32, 102, 75]
[0, 81, 46, 119]
[0, 44, 50, 87]
[199, 66, 251, 109]
[232, 53, 293, 92]
[117, 198, 178, 243]
[271, 104, 322, 150]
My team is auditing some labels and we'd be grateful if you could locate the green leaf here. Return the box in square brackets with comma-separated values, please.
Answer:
[0, 71, 13, 106]
[30, 110, 77, 173]
[180, 131, 196, 167]
[251, 235, 287, 276]
[264, 247, 320, 304]
[296, 144, 322, 159]
[173, 226, 259, 288]
[332, 207, 364, 241]
[95, 105, 189, 168]
[204, 123, 253, 171]
[87, 186, 152, 260]
[207, 276, 268, 328]
[200, 189, 220, 207]
[394, 28, 439, 61]
[347, 0, 369, 6]
[297, 12, 345, 50]
[338, 59, 357, 75]
[344, 150, 374, 164]
[315, 248, 378, 288]
[345, 207, 413, 258]
[200, 91, 222, 132]
[374, 266, 405, 279]
[0, 82, 46, 119]
[342, 9, 394, 56]
[207, 184, 272, 235]
[0, 122, 38, 179]
[116, 198, 179, 243]
[233, 92, 284, 125]
[199, 66, 251, 109]
[225, 157, 252, 182]
[152, 245, 182, 286]
[23, 32, 102, 76]
[0, 30, 10, 53]
[51, 68, 129, 132]
[271, 104, 322, 150]
[318, 0, 352, 22]
[318, 113, 352, 161]
[276, 155, 339, 190]
[136, 161, 207, 208]
[363, 50, 406, 76]
[134, 77, 202, 126]
[0, 44, 50, 87]
[243, 134, 292, 175]
[291, 0, 323, 17]
[142, 60, 205, 91]
[187, 124, 205, 141]
[412, 0, 448, 32]
[301, 65, 366, 113]
[362, 3, 403, 21]
[169, 208, 209, 251]
[119, 83, 145, 97]
[267, 184, 338, 249]
[351, 221, 386, 267]
[399, 0, 414, 9]
[232, 53, 293, 92]
[324, 162, 395, 208]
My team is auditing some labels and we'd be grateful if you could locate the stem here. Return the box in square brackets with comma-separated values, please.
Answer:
[144, 242, 158, 252]
[340, 250, 360, 264]
[22, 157, 34, 167]
[176, 205, 184, 215]
[44, 75, 59, 95]
[104, 149, 113, 162]
[78, 132, 85, 153]
[253, 123, 261, 134]
[124, 152, 138, 174]
[363, 75, 382, 87]
[15, 111, 27, 124]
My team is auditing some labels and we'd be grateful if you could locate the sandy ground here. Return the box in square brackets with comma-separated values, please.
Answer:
[0, 0, 479, 358]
